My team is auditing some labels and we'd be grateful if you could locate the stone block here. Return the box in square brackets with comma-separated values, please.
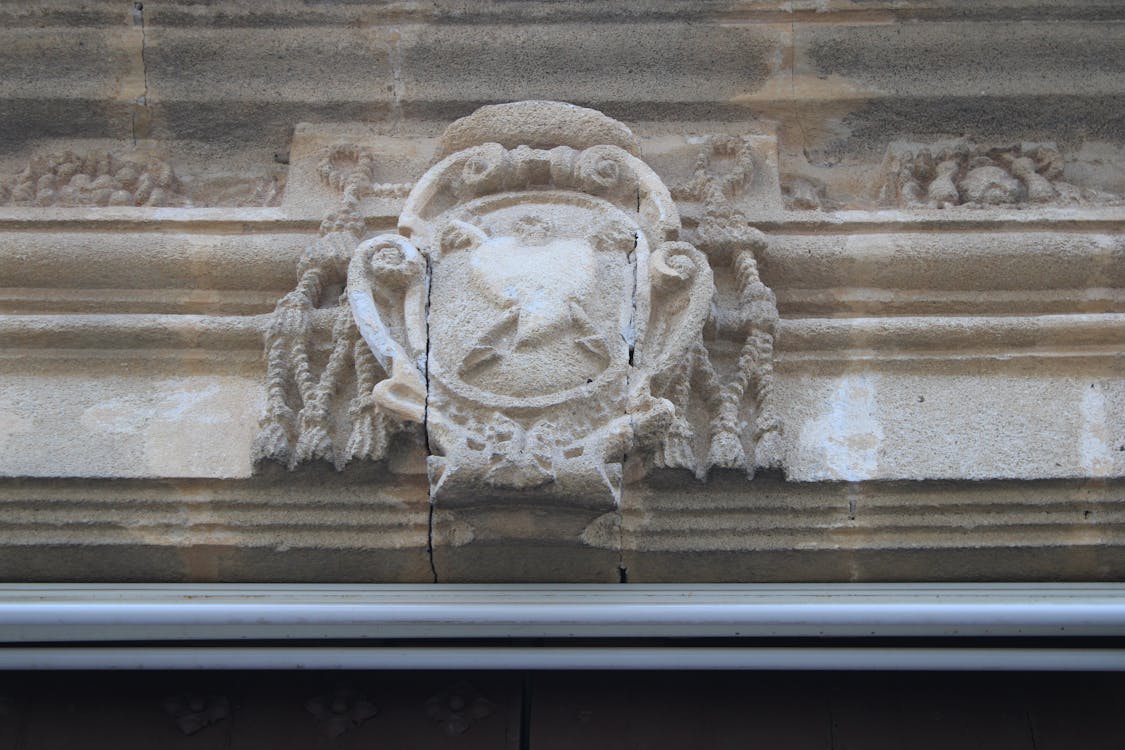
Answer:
[775, 365, 1125, 482]
[0, 361, 263, 479]
[396, 22, 787, 119]
[0, 466, 433, 582]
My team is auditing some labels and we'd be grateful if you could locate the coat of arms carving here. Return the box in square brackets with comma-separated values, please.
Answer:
[254, 101, 778, 515]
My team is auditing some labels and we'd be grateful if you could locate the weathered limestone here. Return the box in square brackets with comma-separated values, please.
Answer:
[622, 473, 1125, 582]
[0, 467, 431, 582]
[0, 1, 1120, 582]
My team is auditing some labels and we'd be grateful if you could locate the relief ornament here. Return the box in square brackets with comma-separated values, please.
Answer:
[346, 102, 714, 507]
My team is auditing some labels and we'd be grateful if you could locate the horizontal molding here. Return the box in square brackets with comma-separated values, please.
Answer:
[775, 288, 1125, 317]
[3, 313, 1121, 362]
[0, 476, 1120, 564]
[625, 476, 1125, 552]
[0, 206, 1120, 231]
[761, 231, 1124, 318]
[4, 1, 1124, 27]
[6, 1, 1123, 26]
[0, 472, 432, 575]
[0, 207, 313, 230]
[0, 217, 1118, 317]
[21, 285, 1122, 320]
[0, 229, 309, 296]
[0, 288, 282, 316]
[775, 313, 1125, 359]
[0, 313, 267, 350]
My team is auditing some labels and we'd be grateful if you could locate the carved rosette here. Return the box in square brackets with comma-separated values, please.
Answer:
[346, 106, 714, 506]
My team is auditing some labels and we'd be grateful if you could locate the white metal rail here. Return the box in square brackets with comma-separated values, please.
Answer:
[0, 584, 1121, 669]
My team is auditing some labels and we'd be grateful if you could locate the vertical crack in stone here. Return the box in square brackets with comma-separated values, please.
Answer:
[131, 2, 149, 147]
[627, 227, 638, 369]
[423, 253, 438, 582]
[615, 226, 641, 580]
[786, 21, 813, 166]
[623, 228, 640, 457]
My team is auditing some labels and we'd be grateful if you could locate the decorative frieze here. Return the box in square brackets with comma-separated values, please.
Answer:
[876, 141, 1121, 209]
[1, 150, 189, 207]
[0, 149, 285, 208]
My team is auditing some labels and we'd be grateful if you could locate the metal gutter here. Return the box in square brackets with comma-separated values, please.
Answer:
[0, 584, 1122, 669]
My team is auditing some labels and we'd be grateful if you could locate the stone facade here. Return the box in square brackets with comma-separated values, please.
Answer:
[0, 1, 1121, 582]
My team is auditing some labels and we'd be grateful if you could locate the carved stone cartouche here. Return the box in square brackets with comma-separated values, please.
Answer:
[347, 102, 714, 506]
[253, 102, 782, 514]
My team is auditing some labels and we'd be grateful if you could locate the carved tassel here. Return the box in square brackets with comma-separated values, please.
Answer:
[346, 335, 390, 464]
[293, 303, 354, 467]
[253, 145, 381, 471]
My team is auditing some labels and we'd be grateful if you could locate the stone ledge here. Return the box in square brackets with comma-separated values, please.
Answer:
[0, 474, 1120, 583]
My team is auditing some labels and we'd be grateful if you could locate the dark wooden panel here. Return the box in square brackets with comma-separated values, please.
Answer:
[828, 674, 1036, 750]
[0, 670, 1123, 748]
[0, 672, 521, 750]
[531, 673, 833, 750]
[1026, 674, 1125, 750]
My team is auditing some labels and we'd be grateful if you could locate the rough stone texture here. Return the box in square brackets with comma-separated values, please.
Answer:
[622, 472, 1125, 582]
[440, 100, 642, 157]
[0, 1, 1120, 582]
[0, 466, 433, 582]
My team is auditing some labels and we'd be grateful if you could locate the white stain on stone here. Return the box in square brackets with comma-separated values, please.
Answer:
[81, 381, 222, 434]
[1079, 382, 1112, 477]
[799, 373, 884, 481]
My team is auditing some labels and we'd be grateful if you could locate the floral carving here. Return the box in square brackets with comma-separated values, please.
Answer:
[877, 141, 1120, 208]
[162, 693, 230, 736]
[306, 685, 378, 738]
[1, 150, 188, 207]
[0, 148, 286, 208]
[426, 682, 494, 736]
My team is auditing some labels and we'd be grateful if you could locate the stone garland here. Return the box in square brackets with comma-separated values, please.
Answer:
[0, 148, 285, 207]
